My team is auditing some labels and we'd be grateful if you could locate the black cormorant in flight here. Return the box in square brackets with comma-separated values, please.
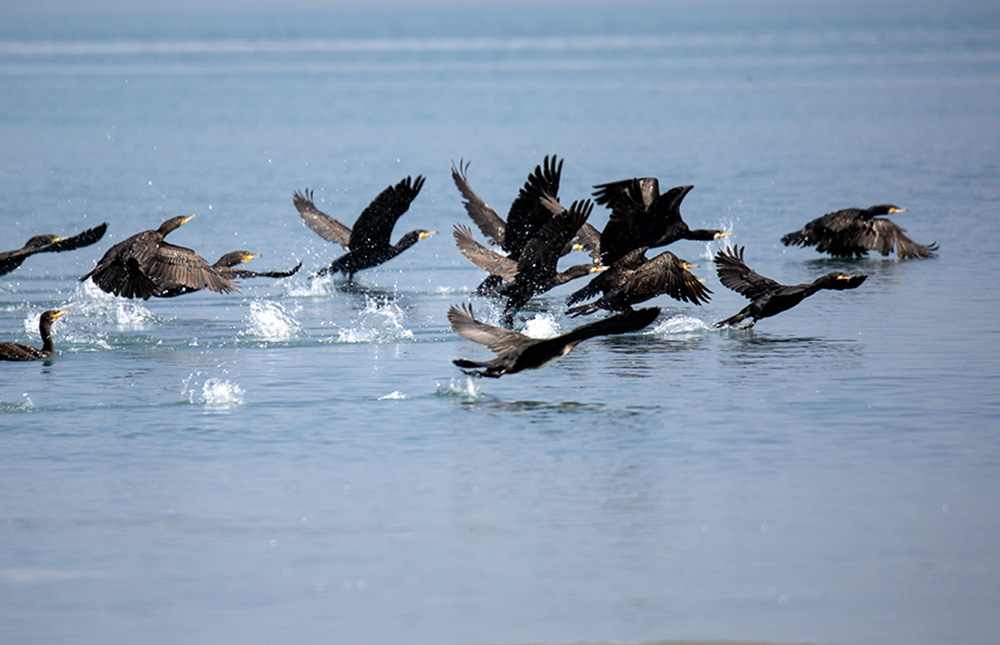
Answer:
[156, 251, 301, 298]
[565, 246, 711, 316]
[293, 176, 436, 280]
[780, 204, 937, 259]
[592, 178, 730, 264]
[713, 245, 867, 328]
[448, 303, 659, 378]
[79, 215, 236, 300]
[1, 223, 107, 276]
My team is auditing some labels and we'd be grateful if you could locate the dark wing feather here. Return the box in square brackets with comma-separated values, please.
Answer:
[448, 304, 531, 354]
[566, 246, 648, 306]
[858, 218, 938, 259]
[223, 262, 302, 279]
[503, 155, 563, 258]
[554, 307, 661, 345]
[39, 222, 108, 253]
[714, 246, 781, 300]
[350, 175, 426, 251]
[624, 251, 712, 306]
[598, 186, 650, 265]
[453, 225, 518, 282]
[293, 188, 352, 249]
[148, 242, 237, 294]
[451, 160, 506, 245]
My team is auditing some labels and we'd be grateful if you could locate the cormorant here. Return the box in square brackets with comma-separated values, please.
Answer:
[495, 197, 594, 322]
[713, 245, 867, 328]
[79, 215, 237, 300]
[780, 204, 938, 259]
[448, 303, 659, 377]
[156, 251, 301, 298]
[453, 224, 603, 296]
[566, 246, 711, 316]
[0, 223, 107, 276]
[451, 156, 600, 261]
[592, 178, 730, 264]
[293, 176, 436, 280]
[0, 309, 69, 361]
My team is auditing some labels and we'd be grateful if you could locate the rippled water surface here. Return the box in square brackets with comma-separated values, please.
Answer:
[2, 1, 1000, 644]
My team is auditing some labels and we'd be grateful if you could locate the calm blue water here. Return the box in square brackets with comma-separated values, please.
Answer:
[2, 1, 1000, 643]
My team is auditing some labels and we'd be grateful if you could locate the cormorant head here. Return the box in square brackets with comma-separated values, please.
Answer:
[158, 214, 195, 236]
[866, 204, 907, 216]
[818, 272, 868, 290]
[39, 308, 69, 330]
[216, 251, 261, 268]
[687, 228, 733, 241]
[396, 229, 438, 250]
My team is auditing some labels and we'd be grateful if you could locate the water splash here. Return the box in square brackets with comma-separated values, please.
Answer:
[377, 391, 407, 400]
[182, 373, 245, 409]
[436, 377, 483, 401]
[69, 281, 158, 330]
[0, 393, 36, 414]
[650, 314, 713, 335]
[521, 312, 560, 338]
[240, 300, 303, 341]
[336, 297, 414, 343]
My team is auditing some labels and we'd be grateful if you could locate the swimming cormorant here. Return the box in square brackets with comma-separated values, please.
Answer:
[713, 245, 867, 328]
[293, 176, 436, 280]
[565, 246, 711, 316]
[780, 204, 937, 259]
[593, 178, 730, 264]
[0, 223, 107, 276]
[0, 309, 69, 361]
[156, 251, 301, 298]
[79, 215, 236, 300]
[453, 224, 602, 296]
[448, 303, 659, 377]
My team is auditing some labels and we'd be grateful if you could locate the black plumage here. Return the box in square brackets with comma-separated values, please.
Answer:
[565, 246, 711, 316]
[448, 303, 659, 378]
[453, 224, 602, 296]
[0, 223, 107, 276]
[0, 309, 68, 361]
[79, 215, 236, 300]
[451, 156, 600, 261]
[294, 177, 436, 280]
[156, 251, 301, 298]
[495, 197, 594, 321]
[593, 178, 730, 264]
[713, 245, 867, 328]
[781, 204, 937, 259]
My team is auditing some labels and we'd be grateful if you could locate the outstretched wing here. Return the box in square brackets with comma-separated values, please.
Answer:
[854, 218, 938, 259]
[592, 177, 659, 209]
[453, 224, 518, 282]
[40, 222, 108, 253]
[451, 160, 506, 246]
[625, 251, 712, 306]
[350, 175, 426, 250]
[294, 188, 353, 249]
[555, 307, 661, 345]
[503, 155, 563, 258]
[714, 245, 781, 300]
[447, 303, 531, 355]
[149, 242, 238, 295]
[225, 261, 302, 279]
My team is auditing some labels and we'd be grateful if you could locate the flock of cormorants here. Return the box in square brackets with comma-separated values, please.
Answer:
[2, 155, 938, 374]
